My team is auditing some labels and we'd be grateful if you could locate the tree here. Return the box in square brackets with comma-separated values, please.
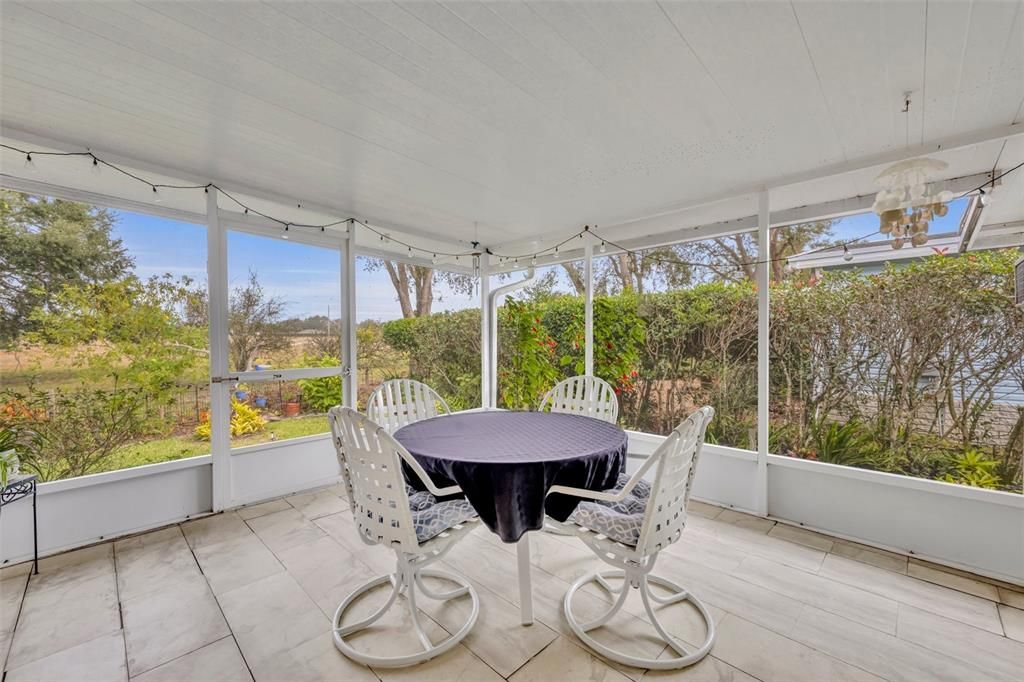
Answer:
[0, 190, 132, 344]
[29, 274, 209, 398]
[362, 259, 476, 318]
[228, 270, 288, 371]
[679, 222, 834, 283]
[560, 246, 693, 295]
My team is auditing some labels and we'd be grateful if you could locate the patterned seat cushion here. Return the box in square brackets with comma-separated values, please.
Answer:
[405, 485, 477, 542]
[568, 472, 650, 546]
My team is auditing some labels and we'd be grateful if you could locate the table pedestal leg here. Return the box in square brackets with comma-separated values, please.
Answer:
[517, 535, 534, 625]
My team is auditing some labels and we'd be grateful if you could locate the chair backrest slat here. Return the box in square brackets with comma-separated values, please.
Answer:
[366, 379, 451, 433]
[328, 406, 420, 553]
[636, 406, 714, 556]
[539, 375, 619, 424]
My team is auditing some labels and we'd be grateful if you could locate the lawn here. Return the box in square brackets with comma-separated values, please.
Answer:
[106, 414, 330, 471]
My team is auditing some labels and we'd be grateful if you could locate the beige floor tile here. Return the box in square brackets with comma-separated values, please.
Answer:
[525, 530, 602, 584]
[418, 575, 558, 678]
[113, 526, 183, 555]
[181, 513, 252, 550]
[830, 539, 908, 574]
[4, 630, 126, 682]
[218, 572, 328, 667]
[907, 560, 1000, 601]
[662, 534, 747, 574]
[236, 498, 291, 521]
[509, 636, 632, 682]
[997, 587, 1024, 610]
[732, 554, 898, 634]
[341, 591, 455, 665]
[287, 489, 347, 519]
[1, 569, 28, 637]
[792, 605, 1002, 682]
[114, 530, 202, 602]
[246, 508, 326, 555]
[313, 511, 400, 574]
[999, 603, 1024, 642]
[192, 533, 284, 596]
[122, 577, 230, 676]
[712, 613, 882, 682]
[276, 535, 380, 616]
[0, 562, 32, 582]
[767, 523, 834, 552]
[656, 554, 805, 637]
[819, 554, 1003, 634]
[249, 632, 374, 682]
[642, 652, 758, 682]
[897, 604, 1024, 680]
[375, 640, 503, 682]
[686, 501, 723, 520]
[713, 510, 775, 534]
[8, 571, 120, 669]
[579, 575, 726, 651]
[686, 516, 825, 573]
[442, 534, 575, 635]
[27, 543, 114, 596]
[132, 637, 252, 682]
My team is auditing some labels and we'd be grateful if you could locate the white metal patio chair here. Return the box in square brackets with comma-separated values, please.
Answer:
[366, 378, 451, 433]
[539, 375, 619, 424]
[548, 406, 716, 670]
[327, 406, 480, 668]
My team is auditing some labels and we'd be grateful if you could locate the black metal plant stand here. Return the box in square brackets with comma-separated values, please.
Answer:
[0, 475, 39, 574]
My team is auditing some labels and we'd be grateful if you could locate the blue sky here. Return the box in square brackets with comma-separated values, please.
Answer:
[111, 210, 477, 321]
[110, 198, 968, 320]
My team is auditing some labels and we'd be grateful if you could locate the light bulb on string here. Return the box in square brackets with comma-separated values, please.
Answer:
[599, 241, 607, 254]
[90, 156, 101, 176]
[431, 254, 438, 265]
[531, 256, 537, 266]
[842, 244, 854, 262]
[151, 186, 163, 203]
[24, 154, 36, 173]
[979, 188, 989, 206]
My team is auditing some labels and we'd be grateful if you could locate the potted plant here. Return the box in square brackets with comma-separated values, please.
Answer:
[233, 382, 250, 401]
[281, 396, 301, 418]
[253, 395, 269, 408]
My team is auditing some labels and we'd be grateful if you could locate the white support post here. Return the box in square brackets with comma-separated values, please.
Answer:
[756, 190, 770, 517]
[584, 241, 594, 376]
[206, 188, 232, 512]
[341, 222, 357, 408]
[479, 253, 491, 409]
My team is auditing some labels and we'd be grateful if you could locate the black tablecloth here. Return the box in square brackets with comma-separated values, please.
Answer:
[394, 411, 627, 542]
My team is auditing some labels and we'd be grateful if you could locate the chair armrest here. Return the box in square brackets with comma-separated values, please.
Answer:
[547, 443, 663, 504]
[394, 440, 464, 498]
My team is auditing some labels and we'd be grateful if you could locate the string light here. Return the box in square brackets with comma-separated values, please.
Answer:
[843, 244, 854, 262]
[5, 142, 1020, 270]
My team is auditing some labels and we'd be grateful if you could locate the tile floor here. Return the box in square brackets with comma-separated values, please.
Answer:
[1, 487, 1022, 682]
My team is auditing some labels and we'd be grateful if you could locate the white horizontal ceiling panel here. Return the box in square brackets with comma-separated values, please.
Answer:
[2, 0, 1022, 249]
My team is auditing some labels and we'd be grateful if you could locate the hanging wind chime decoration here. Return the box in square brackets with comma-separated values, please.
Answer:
[872, 157, 953, 249]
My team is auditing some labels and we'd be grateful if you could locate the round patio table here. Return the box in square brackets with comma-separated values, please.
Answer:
[394, 410, 627, 626]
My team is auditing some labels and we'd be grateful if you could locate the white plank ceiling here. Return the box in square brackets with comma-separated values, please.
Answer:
[1, 0, 1022, 251]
